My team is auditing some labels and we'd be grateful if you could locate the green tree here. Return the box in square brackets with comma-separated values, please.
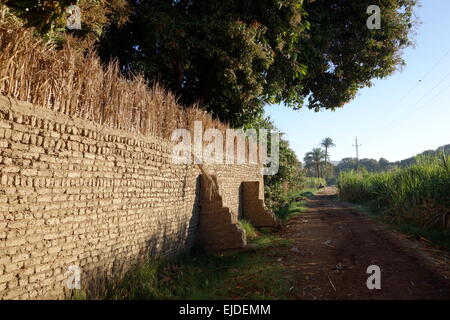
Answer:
[249, 116, 302, 208]
[304, 148, 326, 179]
[99, 0, 418, 126]
[336, 157, 388, 173]
[336, 157, 358, 174]
[3, 0, 129, 41]
[320, 137, 336, 163]
[378, 157, 391, 170]
[359, 159, 380, 172]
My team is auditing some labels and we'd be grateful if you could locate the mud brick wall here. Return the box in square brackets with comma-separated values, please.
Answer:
[198, 175, 247, 251]
[204, 165, 265, 219]
[0, 95, 263, 299]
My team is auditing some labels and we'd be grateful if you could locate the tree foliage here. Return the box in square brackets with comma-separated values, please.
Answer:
[3, 0, 129, 41]
[320, 137, 336, 162]
[335, 157, 384, 173]
[299, 0, 417, 112]
[99, 0, 418, 126]
[249, 116, 302, 208]
[304, 148, 326, 178]
[393, 144, 450, 168]
[4, 0, 418, 126]
[335, 145, 450, 174]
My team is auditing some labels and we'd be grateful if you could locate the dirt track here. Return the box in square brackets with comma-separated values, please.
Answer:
[279, 188, 450, 300]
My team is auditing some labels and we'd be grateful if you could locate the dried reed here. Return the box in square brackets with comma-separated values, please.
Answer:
[0, 6, 227, 140]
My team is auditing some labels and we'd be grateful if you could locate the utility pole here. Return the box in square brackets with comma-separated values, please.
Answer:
[353, 137, 362, 171]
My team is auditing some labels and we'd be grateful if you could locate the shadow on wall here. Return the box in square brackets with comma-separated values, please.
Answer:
[196, 174, 247, 251]
[241, 181, 279, 228]
[238, 183, 244, 219]
[77, 177, 201, 299]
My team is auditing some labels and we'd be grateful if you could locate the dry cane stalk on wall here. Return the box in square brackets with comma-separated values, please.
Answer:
[0, 6, 263, 200]
[0, 6, 227, 141]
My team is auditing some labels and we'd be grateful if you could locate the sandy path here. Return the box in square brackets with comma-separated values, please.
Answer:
[278, 188, 450, 300]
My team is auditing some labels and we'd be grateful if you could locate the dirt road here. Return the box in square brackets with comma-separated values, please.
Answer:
[278, 187, 450, 300]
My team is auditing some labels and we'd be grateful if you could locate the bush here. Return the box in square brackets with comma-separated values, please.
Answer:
[239, 220, 257, 240]
[337, 153, 450, 231]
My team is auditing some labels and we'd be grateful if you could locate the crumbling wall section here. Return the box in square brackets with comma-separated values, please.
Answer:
[242, 181, 278, 227]
[197, 175, 246, 251]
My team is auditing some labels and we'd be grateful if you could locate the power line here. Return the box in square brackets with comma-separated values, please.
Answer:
[360, 47, 450, 140]
[363, 72, 450, 143]
[381, 72, 450, 129]
[386, 80, 450, 132]
[419, 47, 450, 81]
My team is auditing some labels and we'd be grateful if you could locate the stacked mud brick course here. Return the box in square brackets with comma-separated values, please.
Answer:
[0, 95, 270, 299]
[242, 181, 279, 228]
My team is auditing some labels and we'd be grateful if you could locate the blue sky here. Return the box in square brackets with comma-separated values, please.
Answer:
[264, 0, 450, 163]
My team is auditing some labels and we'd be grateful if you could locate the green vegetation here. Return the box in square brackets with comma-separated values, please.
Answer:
[347, 203, 450, 250]
[263, 134, 302, 210]
[273, 189, 316, 221]
[254, 119, 329, 212]
[239, 219, 258, 240]
[391, 224, 450, 250]
[392, 144, 450, 168]
[3, 1, 418, 127]
[77, 187, 317, 300]
[252, 117, 314, 211]
[100, 1, 417, 126]
[321, 137, 336, 163]
[98, 231, 293, 300]
[3, 0, 129, 41]
[304, 148, 327, 179]
[93, 186, 316, 300]
[335, 157, 391, 174]
[337, 153, 450, 232]
[275, 199, 308, 221]
[303, 138, 336, 183]
[334, 144, 450, 174]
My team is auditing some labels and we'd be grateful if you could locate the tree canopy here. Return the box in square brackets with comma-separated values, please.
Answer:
[4, 0, 418, 127]
[3, 0, 129, 41]
[321, 137, 336, 162]
[335, 145, 450, 174]
[249, 116, 302, 208]
[99, 0, 418, 126]
[304, 148, 326, 178]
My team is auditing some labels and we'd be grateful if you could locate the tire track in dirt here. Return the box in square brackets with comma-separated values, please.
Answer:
[277, 188, 450, 300]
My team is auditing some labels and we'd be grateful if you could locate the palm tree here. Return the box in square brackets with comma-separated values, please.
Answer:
[304, 148, 326, 178]
[320, 137, 336, 163]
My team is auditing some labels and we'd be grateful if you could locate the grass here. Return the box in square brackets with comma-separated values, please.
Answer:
[239, 219, 258, 240]
[92, 229, 293, 300]
[337, 153, 450, 232]
[337, 154, 450, 250]
[393, 225, 450, 250]
[274, 189, 315, 221]
[77, 190, 316, 300]
[346, 202, 450, 251]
